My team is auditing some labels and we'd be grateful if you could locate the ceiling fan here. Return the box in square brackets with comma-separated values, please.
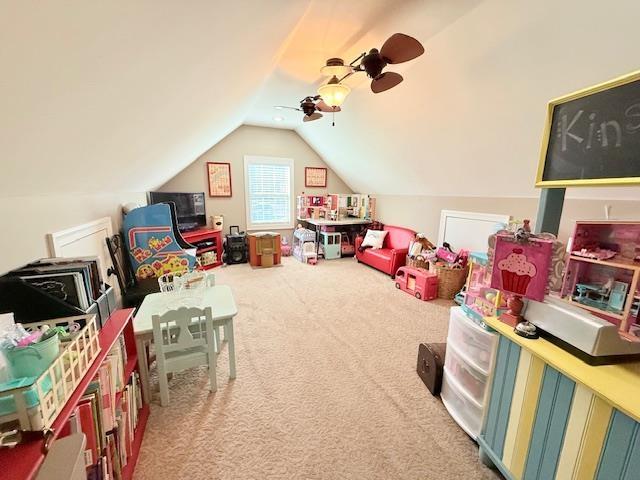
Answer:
[320, 33, 425, 94]
[275, 95, 341, 123]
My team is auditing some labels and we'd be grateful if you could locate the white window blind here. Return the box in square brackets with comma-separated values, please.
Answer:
[244, 156, 294, 230]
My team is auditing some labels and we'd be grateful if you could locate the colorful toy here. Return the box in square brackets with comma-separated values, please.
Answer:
[293, 227, 317, 263]
[340, 233, 355, 256]
[395, 266, 438, 301]
[462, 252, 507, 322]
[281, 236, 292, 256]
[560, 221, 640, 338]
[320, 232, 341, 260]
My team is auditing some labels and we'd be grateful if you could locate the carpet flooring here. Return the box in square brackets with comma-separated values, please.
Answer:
[135, 257, 500, 480]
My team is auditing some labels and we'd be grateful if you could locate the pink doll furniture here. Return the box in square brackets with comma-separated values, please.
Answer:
[355, 225, 416, 277]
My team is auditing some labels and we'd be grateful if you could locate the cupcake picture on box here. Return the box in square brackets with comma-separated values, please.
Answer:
[490, 234, 553, 302]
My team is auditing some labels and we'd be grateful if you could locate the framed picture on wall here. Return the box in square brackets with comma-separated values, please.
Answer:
[305, 167, 327, 188]
[207, 162, 232, 197]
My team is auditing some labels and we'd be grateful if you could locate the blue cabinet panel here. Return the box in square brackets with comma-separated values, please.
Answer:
[523, 366, 575, 479]
[597, 410, 640, 480]
[483, 336, 521, 458]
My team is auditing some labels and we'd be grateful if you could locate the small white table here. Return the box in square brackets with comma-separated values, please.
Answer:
[133, 285, 238, 404]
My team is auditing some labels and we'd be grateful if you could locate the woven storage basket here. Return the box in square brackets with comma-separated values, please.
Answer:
[406, 255, 429, 269]
[434, 264, 468, 299]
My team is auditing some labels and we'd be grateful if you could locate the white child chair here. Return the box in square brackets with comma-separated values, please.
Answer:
[152, 306, 219, 406]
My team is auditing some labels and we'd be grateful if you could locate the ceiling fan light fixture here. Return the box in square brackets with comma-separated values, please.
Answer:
[318, 76, 350, 108]
[320, 57, 353, 77]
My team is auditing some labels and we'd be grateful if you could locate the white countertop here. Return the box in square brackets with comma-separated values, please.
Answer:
[297, 218, 372, 226]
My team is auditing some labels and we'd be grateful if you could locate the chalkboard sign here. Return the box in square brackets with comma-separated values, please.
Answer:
[536, 71, 640, 187]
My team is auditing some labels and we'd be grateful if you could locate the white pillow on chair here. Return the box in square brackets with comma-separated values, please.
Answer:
[361, 229, 388, 249]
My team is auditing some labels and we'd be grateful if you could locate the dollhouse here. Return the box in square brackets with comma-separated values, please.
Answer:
[560, 221, 640, 339]
[296, 194, 376, 222]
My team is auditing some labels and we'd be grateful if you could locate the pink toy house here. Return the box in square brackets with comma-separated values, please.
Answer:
[395, 266, 438, 301]
[561, 221, 640, 339]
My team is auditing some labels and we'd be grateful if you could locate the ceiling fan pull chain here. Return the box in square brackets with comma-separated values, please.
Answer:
[332, 110, 335, 127]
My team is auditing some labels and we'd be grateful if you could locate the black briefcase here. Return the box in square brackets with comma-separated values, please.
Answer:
[416, 343, 446, 395]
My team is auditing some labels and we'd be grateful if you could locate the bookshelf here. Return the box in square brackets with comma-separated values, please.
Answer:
[182, 228, 223, 269]
[0, 308, 149, 480]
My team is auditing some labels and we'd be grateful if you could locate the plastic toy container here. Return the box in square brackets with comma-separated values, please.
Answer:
[440, 370, 483, 439]
[447, 307, 497, 372]
[5, 334, 61, 379]
[0, 316, 100, 433]
[444, 341, 489, 405]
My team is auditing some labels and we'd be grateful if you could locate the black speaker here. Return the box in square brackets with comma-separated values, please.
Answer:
[224, 225, 248, 264]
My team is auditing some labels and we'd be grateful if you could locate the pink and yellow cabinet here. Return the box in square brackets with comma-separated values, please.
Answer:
[560, 221, 640, 339]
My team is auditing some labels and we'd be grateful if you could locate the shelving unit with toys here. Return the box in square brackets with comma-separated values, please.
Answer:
[182, 228, 223, 270]
[560, 221, 640, 340]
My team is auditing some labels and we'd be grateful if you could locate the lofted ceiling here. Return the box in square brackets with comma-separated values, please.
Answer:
[2, 0, 640, 201]
[0, 0, 311, 195]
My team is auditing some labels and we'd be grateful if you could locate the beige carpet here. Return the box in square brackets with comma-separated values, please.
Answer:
[135, 257, 500, 480]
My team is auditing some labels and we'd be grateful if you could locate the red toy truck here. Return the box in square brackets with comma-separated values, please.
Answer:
[395, 266, 438, 301]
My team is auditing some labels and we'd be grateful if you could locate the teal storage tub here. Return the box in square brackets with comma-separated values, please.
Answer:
[5, 334, 60, 379]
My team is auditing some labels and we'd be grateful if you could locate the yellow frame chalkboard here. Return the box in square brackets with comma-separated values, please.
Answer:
[535, 70, 640, 187]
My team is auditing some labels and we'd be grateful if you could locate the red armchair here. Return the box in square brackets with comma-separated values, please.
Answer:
[355, 225, 416, 277]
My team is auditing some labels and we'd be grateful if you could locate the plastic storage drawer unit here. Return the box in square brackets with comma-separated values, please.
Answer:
[447, 307, 497, 372]
[444, 342, 489, 406]
[441, 369, 484, 439]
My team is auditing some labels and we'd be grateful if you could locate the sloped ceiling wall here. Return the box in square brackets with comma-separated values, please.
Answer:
[247, 0, 640, 200]
[0, 0, 310, 195]
[3, 0, 640, 201]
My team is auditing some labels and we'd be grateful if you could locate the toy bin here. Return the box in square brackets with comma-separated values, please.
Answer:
[5, 334, 60, 379]
[0, 315, 100, 433]
[447, 307, 497, 372]
[441, 368, 484, 439]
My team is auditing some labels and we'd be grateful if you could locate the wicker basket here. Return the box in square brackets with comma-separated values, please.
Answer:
[406, 255, 429, 270]
[434, 264, 469, 299]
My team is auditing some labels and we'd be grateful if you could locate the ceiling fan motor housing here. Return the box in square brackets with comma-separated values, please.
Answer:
[362, 48, 386, 79]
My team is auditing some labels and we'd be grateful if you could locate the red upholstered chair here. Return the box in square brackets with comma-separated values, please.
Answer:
[355, 225, 416, 277]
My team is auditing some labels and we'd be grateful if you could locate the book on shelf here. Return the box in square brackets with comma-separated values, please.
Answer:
[11, 256, 104, 312]
[58, 333, 143, 480]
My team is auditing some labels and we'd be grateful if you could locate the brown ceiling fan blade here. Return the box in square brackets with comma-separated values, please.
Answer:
[371, 72, 403, 93]
[303, 112, 323, 122]
[380, 33, 424, 64]
[316, 100, 341, 113]
[276, 106, 301, 111]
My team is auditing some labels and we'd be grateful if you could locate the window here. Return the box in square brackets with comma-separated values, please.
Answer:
[244, 156, 294, 230]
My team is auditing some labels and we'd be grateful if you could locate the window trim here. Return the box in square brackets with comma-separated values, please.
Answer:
[243, 155, 295, 231]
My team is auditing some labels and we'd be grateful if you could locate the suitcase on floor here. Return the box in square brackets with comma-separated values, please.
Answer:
[417, 343, 446, 395]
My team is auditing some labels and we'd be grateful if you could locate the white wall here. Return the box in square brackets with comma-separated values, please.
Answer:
[375, 195, 640, 245]
[296, 0, 640, 200]
[0, 193, 146, 273]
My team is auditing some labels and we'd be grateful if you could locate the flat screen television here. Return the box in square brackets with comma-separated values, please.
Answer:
[147, 191, 207, 231]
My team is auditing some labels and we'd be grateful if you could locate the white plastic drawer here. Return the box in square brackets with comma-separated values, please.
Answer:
[447, 307, 497, 372]
[441, 369, 483, 439]
[444, 342, 489, 407]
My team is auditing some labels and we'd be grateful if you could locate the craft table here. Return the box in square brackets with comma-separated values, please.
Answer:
[479, 316, 640, 480]
[297, 217, 371, 256]
[133, 285, 238, 404]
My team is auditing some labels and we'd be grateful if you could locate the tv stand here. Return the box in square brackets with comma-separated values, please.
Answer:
[182, 228, 223, 269]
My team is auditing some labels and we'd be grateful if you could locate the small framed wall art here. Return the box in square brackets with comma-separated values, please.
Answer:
[207, 162, 232, 197]
[305, 167, 327, 188]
